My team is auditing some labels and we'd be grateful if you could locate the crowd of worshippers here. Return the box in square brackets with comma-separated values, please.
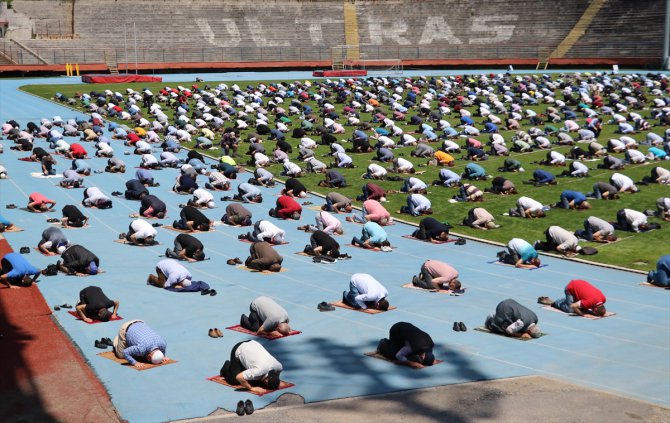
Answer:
[1, 71, 669, 380]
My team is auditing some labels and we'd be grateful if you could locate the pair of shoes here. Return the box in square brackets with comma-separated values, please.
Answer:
[201, 288, 211, 295]
[454, 238, 466, 245]
[208, 328, 223, 338]
[221, 196, 232, 201]
[47, 218, 60, 223]
[537, 296, 552, 305]
[318, 301, 335, 312]
[54, 305, 61, 311]
[94, 340, 108, 349]
[302, 201, 313, 205]
[60, 304, 72, 309]
[236, 400, 253, 416]
[238, 234, 248, 240]
[19, 246, 30, 254]
[111, 191, 122, 196]
[233, 257, 242, 264]
[6, 204, 16, 209]
[226, 258, 237, 266]
[102, 337, 113, 346]
[453, 322, 467, 332]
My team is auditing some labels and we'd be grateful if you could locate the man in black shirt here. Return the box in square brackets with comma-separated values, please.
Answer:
[58, 245, 100, 275]
[411, 217, 450, 242]
[165, 233, 205, 262]
[174, 173, 198, 194]
[305, 230, 341, 259]
[61, 204, 88, 228]
[173, 205, 212, 232]
[124, 179, 149, 200]
[139, 194, 167, 218]
[282, 178, 308, 198]
[75, 286, 119, 323]
[376, 322, 435, 368]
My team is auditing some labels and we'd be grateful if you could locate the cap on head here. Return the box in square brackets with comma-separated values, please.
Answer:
[207, 201, 216, 208]
[88, 261, 98, 275]
[150, 350, 164, 364]
[528, 324, 542, 338]
[379, 217, 389, 225]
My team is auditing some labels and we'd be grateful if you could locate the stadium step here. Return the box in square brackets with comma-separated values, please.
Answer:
[550, 0, 609, 58]
[342, 0, 360, 60]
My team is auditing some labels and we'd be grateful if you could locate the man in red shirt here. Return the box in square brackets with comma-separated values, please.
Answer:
[356, 182, 386, 202]
[269, 195, 302, 220]
[27, 192, 56, 213]
[538, 279, 606, 317]
[66, 143, 87, 159]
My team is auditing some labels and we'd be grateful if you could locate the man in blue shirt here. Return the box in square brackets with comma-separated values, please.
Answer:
[648, 255, 670, 287]
[1, 252, 41, 288]
[351, 221, 390, 250]
[556, 190, 591, 210]
[113, 320, 168, 369]
[462, 163, 487, 180]
[530, 169, 556, 185]
[500, 238, 541, 269]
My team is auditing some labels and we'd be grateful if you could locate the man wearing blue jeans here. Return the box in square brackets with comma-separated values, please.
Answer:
[647, 255, 670, 287]
[556, 190, 591, 210]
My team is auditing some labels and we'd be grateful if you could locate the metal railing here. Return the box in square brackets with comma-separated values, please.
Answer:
[0, 41, 662, 67]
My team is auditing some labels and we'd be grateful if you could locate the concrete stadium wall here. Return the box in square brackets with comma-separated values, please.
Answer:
[0, 0, 664, 69]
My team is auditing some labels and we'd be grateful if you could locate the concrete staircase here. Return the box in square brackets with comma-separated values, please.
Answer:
[342, 0, 360, 61]
[104, 51, 119, 75]
[549, 0, 608, 59]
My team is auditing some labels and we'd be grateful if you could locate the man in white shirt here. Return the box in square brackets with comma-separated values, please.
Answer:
[610, 173, 639, 193]
[244, 220, 285, 244]
[510, 196, 545, 218]
[342, 273, 389, 311]
[188, 188, 215, 209]
[615, 209, 649, 232]
[220, 340, 282, 394]
[365, 163, 387, 179]
[122, 219, 158, 245]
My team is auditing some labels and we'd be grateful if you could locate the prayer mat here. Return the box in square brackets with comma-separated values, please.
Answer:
[67, 310, 123, 324]
[540, 305, 615, 320]
[487, 260, 548, 270]
[363, 352, 443, 366]
[474, 326, 547, 341]
[400, 283, 465, 295]
[97, 351, 176, 370]
[401, 235, 457, 244]
[206, 375, 294, 396]
[236, 265, 287, 274]
[225, 325, 302, 340]
[330, 301, 396, 314]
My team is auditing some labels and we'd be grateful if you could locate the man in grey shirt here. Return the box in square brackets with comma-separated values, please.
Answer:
[240, 296, 291, 337]
[576, 216, 617, 242]
[322, 192, 353, 213]
[535, 225, 580, 256]
[37, 227, 70, 255]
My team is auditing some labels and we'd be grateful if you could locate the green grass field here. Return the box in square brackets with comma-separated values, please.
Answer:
[19, 76, 669, 271]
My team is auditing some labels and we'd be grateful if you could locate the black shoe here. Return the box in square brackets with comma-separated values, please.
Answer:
[318, 301, 335, 312]
[201, 288, 211, 296]
[235, 400, 245, 416]
[54, 305, 61, 311]
[19, 246, 30, 254]
[453, 322, 460, 332]
[458, 322, 467, 332]
[103, 337, 114, 346]
[244, 399, 254, 415]
[94, 340, 108, 349]
[412, 275, 420, 286]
